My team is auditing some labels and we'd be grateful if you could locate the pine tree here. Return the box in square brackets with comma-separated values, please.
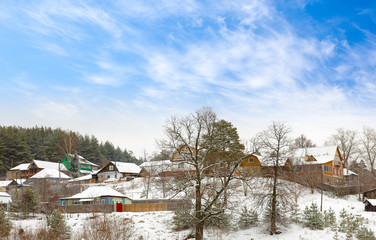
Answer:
[356, 226, 375, 240]
[324, 207, 337, 228]
[47, 210, 71, 239]
[238, 206, 258, 229]
[0, 208, 12, 238]
[290, 204, 301, 224]
[303, 203, 324, 230]
[70, 154, 80, 178]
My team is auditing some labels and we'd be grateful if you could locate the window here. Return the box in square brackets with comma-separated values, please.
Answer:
[178, 163, 184, 170]
[109, 165, 114, 171]
[324, 166, 332, 173]
[248, 158, 254, 163]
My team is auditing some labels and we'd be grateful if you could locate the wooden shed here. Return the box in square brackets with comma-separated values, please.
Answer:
[364, 199, 376, 212]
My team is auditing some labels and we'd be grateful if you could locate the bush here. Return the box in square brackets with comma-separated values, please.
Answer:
[238, 206, 258, 229]
[47, 210, 71, 239]
[205, 203, 231, 229]
[303, 203, 324, 230]
[75, 214, 134, 240]
[0, 208, 12, 238]
[172, 209, 194, 231]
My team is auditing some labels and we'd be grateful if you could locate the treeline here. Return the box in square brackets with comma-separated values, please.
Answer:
[0, 126, 142, 175]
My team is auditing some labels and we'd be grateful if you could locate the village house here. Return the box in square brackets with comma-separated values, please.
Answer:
[6, 160, 68, 180]
[0, 179, 19, 191]
[0, 192, 12, 210]
[62, 154, 99, 174]
[292, 146, 345, 185]
[239, 153, 293, 178]
[27, 168, 71, 183]
[59, 186, 132, 212]
[140, 160, 173, 177]
[95, 161, 141, 182]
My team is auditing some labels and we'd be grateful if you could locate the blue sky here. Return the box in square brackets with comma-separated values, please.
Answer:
[1, 0, 376, 158]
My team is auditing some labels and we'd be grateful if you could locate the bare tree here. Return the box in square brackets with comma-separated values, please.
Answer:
[57, 131, 79, 157]
[359, 126, 376, 175]
[326, 128, 358, 168]
[255, 122, 293, 235]
[159, 107, 245, 240]
[294, 134, 316, 148]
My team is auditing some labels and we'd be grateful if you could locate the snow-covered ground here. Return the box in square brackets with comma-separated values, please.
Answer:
[9, 177, 376, 240]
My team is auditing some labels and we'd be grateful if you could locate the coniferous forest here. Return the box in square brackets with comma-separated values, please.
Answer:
[0, 125, 142, 176]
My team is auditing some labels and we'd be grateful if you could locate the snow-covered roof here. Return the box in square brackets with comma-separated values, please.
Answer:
[31, 160, 68, 171]
[61, 186, 128, 200]
[0, 180, 16, 187]
[257, 155, 289, 167]
[111, 161, 141, 174]
[68, 174, 92, 182]
[67, 154, 98, 167]
[30, 168, 70, 179]
[343, 168, 358, 176]
[10, 163, 30, 171]
[292, 146, 339, 165]
[366, 199, 376, 206]
[0, 192, 11, 204]
[140, 160, 172, 168]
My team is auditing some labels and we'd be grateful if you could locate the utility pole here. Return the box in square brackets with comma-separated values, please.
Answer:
[320, 166, 323, 211]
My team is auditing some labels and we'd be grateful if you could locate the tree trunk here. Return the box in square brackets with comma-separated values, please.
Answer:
[195, 182, 204, 240]
[271, 164, 278, 234]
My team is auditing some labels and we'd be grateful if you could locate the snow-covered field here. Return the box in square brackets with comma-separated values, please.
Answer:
[10, 178, 376, 240]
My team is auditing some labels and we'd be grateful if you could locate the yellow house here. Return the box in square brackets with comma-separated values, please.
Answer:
[239, 154, 263, 176]
[292, 146, 344, 185]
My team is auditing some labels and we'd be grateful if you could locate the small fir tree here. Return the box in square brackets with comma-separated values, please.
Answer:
[238, 206, 259, 229]
[333, 231, 340, 240]
[70, 154, 80, 178]
[303, 203, 324, 230]
[290, 204, 301, 224]
[356, 226, 375, 240]
[172, 209, 194, 231]
[323, 208, 337, 228]
[47, 210, 71, 239]
[0, 208, 12, 238]
[339, 209, 363, 235]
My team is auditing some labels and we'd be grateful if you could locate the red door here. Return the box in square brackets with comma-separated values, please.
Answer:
[116, 202, 123, 212]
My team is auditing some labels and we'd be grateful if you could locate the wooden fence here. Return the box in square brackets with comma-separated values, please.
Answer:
[58, 204, 113, 213]
[58, 199, 191, 213]
[123, 203, 168, 212]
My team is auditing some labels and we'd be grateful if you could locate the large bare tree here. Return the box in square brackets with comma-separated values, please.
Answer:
[294, 134, 316, 148]
[326, 128, 358, 168]
[159, 107, 245, 240]
[359, 126, 376, 174]
[256, 122, 293, 235]
[57, 130, 78, 157]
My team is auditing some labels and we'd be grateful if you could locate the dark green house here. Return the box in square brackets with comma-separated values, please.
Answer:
[62, 154, 99, 174]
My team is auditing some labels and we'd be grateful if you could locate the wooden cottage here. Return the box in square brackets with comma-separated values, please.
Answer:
[96, 161, 141, 182]
[291, 146, 345, 185]
[6, 160, 68, 180]
[60, 186, 132, 208]
[62, 154, 99, 174]
[364, 199, 376, 212]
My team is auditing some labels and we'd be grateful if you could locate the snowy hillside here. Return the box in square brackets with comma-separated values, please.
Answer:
[10, 178, 376, 240]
